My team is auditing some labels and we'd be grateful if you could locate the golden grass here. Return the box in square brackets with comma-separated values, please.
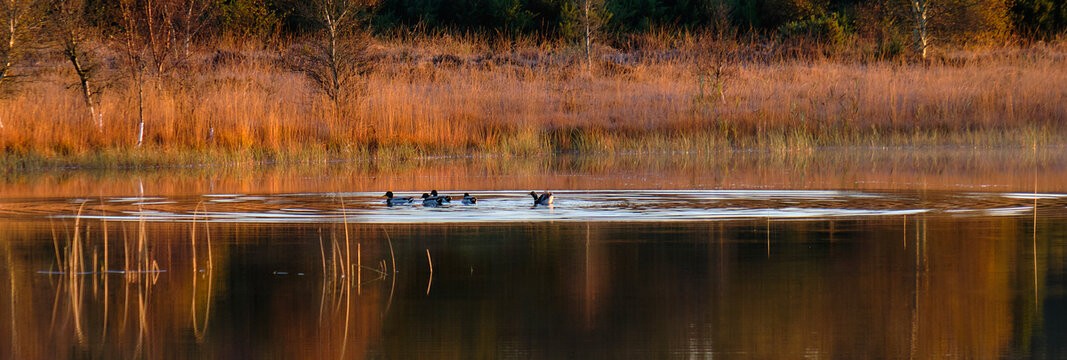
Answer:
[0, 35, 1064, 167]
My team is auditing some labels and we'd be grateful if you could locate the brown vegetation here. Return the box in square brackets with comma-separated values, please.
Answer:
[0, 33, 1064, 167]
[0, 148, 1064, 201]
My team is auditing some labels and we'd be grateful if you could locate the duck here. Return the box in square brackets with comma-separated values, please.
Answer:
[462, 193, 477, 205]
[384, 191, 413, 206]
[430, 190, 452, 203]
[421, 193, 445, 207]
[529, 191, 553, 206]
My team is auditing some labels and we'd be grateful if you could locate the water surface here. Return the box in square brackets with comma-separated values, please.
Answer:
[0, 149, 1065, 359]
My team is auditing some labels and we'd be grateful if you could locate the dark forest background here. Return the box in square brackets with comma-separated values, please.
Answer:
[85, 0, 1063, 45]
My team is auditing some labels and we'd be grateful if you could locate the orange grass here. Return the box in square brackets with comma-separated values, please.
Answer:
[0, 35, 1064, 167]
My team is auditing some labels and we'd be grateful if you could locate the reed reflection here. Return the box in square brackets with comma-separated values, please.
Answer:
[0, 212, 1063, 358]
[0, 205, 403, 359]
[0, 148, 1065, 200]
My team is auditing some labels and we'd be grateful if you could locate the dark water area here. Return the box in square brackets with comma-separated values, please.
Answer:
[1, 149, 1066, 359]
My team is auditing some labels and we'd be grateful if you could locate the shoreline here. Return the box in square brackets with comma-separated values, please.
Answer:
[0, 145, 1065, 200]
[1, 140, 1063, 173]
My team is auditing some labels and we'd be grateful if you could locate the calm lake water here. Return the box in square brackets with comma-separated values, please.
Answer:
[1, 149, 1066, 359]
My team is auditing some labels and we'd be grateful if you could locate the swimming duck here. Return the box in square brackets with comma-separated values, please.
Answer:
[421, 193, 445, 207]
[430, 190, 452, 203]
[384, 191, 413, 206]
[462, 193, 477, 205]
[529, 191, 553, 206]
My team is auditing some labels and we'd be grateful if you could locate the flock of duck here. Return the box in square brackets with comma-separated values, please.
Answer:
[384, 190, 554, 207]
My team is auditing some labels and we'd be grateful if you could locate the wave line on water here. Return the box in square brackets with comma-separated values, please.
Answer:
[37, 270, 169, 275]
[25, 190, 1067, 224]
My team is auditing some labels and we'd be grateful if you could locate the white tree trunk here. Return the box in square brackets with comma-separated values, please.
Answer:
[136, 81, 144, 147]
[583, 0, 591, 69]
[70, 53, 98, 126]
[912, 0, 929, 60]
[0, 0, 16, 85]
[137, 120, 144, 147]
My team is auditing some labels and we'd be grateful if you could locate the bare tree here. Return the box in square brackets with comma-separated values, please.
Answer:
[898, 0, 1012, 60]
[292, 0, 378, 110]
[119, 0, 149, 147]
[706, 0, 733, 39]
[169, 0, 214, 60]
[696, 41, 736, 106]
[117, 0, 214, 147]
[911, 0, 929, 59]
[0, 0, 41, 130]
[143, 0, 215, 83]
[46, 0, 101, 128]
[0, 0, 42, 92]
[561, 0, 610, 70]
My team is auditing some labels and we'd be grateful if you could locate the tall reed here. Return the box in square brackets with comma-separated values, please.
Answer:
[0, 35, 1063, 166]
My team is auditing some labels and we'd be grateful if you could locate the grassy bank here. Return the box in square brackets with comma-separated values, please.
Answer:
[0, 35, 1064, 168]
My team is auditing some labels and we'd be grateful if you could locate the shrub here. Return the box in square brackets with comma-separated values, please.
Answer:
[217, 0, 282, 38]
[779, 13, 850, 47]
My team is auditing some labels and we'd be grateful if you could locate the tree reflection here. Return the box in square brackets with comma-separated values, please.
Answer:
[0, 212, 1062, 358]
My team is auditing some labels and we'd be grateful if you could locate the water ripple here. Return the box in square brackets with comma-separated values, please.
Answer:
[3, 189, 1057, 224]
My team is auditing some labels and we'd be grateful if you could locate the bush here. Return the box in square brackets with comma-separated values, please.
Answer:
[217, 0, 282, 38]
[1013, 0, 1067, 38]
[779, 13, 850, 47]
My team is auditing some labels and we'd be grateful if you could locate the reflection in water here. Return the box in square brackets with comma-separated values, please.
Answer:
[0, 148, 1065, 199]
[0, 211, 1064, 358]
[1, 148, 1065, 358]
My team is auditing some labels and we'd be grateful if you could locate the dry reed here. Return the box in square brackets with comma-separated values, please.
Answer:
[425, 249, 433, 295]
[40, 200, 165, 357]
[0, 34, 1063, 167]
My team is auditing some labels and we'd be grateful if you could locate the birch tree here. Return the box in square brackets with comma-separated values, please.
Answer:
[118, 0, 215, 147]
[292, 0, 378, 110]
[899, 0, 1012, 60]
[118, 0, 149, 147]
[170, 0, 214, 60]
[911, 0, 929, 59]
[0, 0, 42, 92]
[561, 0, 610, 70]
[141, 0, 215, 83]
[47, 0, 101, 128]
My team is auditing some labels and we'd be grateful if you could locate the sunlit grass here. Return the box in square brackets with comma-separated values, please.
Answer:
[0, 35, 1063, 168]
